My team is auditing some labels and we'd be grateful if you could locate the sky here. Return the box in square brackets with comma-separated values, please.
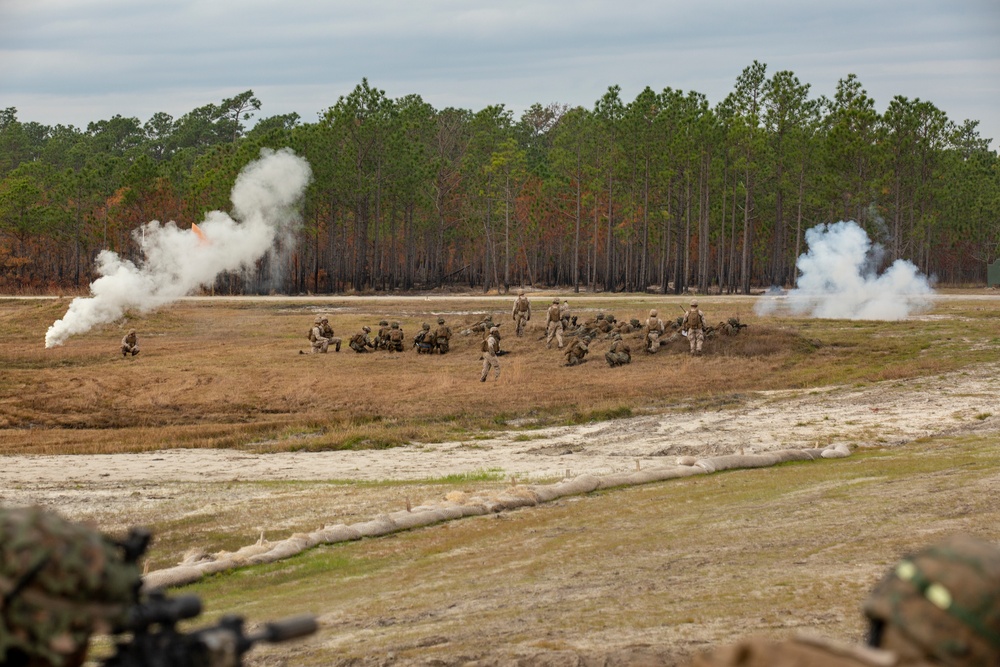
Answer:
[2, 0, 999, 148]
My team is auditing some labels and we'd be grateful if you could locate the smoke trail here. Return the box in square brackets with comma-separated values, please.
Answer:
[754, 220, 934, 320]
[45, 148, 312, 348]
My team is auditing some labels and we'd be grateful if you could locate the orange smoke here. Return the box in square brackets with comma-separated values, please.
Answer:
[191, 223, 209, 244]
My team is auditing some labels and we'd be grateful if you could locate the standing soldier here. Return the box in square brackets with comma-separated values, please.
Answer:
[349, 326, 374, 352]
[308, 316, 330, 353]
[120, 329, 140, 357]
[480, 326, 501, 382]
[564, 335, 590, 366]
[319, 315, 341, 352]
[545, 298, 565, 349]
[605, 332, 631, 367]
[559, 299, 571, 328]
[682, 299, 706, 356]
[644, 309, 665, 354]
[512, 289, 531, 336]
[433, 317, 452, 353]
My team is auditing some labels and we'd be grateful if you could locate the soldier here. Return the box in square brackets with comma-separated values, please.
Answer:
[644, 309, 665, 354]
[387, 321, 405, 352]
[687, 533, 1000, 667]
[349, 326, 374, 352]
[559, 299, 571, 327]
[375, 319, 391, 350]
[511, 289, 531, 337]
[433, 317, 452, 354]
[597, 314, 615, 335]
[319, 315, 341, 352]
[545, 298, 565, 349]
[605, 332, 631, 367]
[614, 317, 636, 335]
[120, 329, 139, 357]
[414, 322, 435, 354]
[682, 299, 706, 356]
[564, 334, 590, 366]
[0, 506, 142, 667]
[308, 316, 329, 353]
[480, 326, 501, 382]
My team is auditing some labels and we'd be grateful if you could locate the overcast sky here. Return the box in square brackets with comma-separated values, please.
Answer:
[2, 0, 999, 148]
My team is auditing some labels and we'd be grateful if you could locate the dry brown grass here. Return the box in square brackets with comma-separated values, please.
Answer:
[2, 293, 997, 456]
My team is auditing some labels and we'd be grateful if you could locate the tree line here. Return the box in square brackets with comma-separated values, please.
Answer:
[2, 62, 998, 295]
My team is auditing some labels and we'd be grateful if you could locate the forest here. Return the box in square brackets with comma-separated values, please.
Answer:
[2, 61, 999, 295]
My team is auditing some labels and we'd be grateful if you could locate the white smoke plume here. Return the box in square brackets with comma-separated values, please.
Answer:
[45, 148, 312, 348]
[755, 220, 935, 320]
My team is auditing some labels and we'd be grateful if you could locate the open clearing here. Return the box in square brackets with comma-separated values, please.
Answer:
[2, 291, 999, 665]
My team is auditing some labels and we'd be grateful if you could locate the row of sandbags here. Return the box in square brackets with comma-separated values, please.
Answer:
[141, 443, 851, 591]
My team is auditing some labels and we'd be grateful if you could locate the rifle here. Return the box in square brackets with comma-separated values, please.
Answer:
[102, 530, 317, 667]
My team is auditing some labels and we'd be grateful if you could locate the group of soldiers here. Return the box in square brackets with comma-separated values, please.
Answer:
[527, 296, 725, 368]
[307, 314, 453, 355]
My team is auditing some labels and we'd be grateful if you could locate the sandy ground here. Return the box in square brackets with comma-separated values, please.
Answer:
[4, 360, 997, 493]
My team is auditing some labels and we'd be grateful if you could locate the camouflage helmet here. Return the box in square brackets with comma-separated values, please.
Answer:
[649, 309, 658, 317]
[489, 326, 500, 335]
[320, 315, 329, 322]
[596, 313, 605, 320]
[314, 315, 323, 324]
[552, 298, 559, 304]
[391, 321, 399, 329]
[690, 300, 698, 307]
[437, 318, 445, 325]
[379, 319, 388, 326]
[0, 507, 141, 667]
[863, 534, 1000, 666]
[518, 289, 525, 296]
[362, 326, 371, 333]
[422, 322, 430, 330]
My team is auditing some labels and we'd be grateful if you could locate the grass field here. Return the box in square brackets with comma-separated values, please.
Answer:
[2, 290, 1000, 665]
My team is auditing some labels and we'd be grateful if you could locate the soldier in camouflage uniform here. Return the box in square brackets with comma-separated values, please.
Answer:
[433, 318, 452, 354]
[511, 289, 531, 337]
[688, 533, 1000, 667]
[480, 326, 501, 382]
[387, 321, 405, 352]
[318, 316, 341, 352]
[349, 326, 374, 352]
[375, 320, 391, 350]
[564, 335, 590, 366]
[308, 316, 330, 353]
[681, 299, 706, 356]
[644, 309, 665, 354]
[605, 332, 631, 367]
[120, 329, 139, 357]
[413, 322, 435, 354]
[546, 299, 565, 349]
[0, 506, 141, 667]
